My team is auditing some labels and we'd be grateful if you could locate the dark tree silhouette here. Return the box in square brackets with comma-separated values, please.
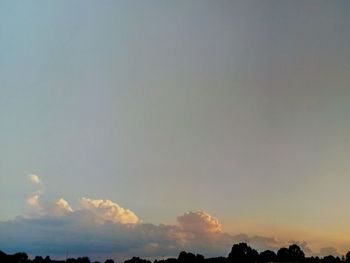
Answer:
[228, 243, 259, 263]
[77, 257, 91, 263]
[323, 255, 341, 263]
[277, 247, 290, 262]
[197, 254, 205, 263]
[259, 250, 277, 263]
[178, 251, 195, 263]
[155, 258, 178, 263]
[33, 256, 45, 263]
[204, 257, 227, 263]
[124, 257, 151, 263]
[0, 242, 350, 263]
[14, 252, 29, 263]
[288, 244, 305, 261]
[345, 251, 350, 263]
[177, 251, 206, 263]
[277, 244, 306, 262]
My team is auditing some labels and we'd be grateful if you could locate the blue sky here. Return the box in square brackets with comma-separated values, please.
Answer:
[1, 0, 350, 260]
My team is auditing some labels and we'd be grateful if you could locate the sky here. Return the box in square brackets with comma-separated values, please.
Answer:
[1, 0, 350, 261]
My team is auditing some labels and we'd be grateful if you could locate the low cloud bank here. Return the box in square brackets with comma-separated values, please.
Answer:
[0, 175, 341, 261]
[0, 197, 281, 261]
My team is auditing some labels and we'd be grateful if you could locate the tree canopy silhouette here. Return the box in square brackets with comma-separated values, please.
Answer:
[0, 242, 348, 263]
[259, 250, 277, 263]
[228, 242, 259, 263]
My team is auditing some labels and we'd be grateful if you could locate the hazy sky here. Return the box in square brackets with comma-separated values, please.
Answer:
[1, 0, 350, 260]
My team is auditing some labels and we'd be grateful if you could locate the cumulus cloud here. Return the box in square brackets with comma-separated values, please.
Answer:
[80, 198, 140, 225]
[23, 198, 73, 219]
[26, 194, 40, 208]
[1, 209, 229, 260]
[8, 195, 335, 263]
[177, 211, 222, 234]
[25, 176, 139, 225]
[28, 174, 41, 185]
[0, 206, 289, 261]
[14, 178, 324, 261]
[41, 198, 73, 218]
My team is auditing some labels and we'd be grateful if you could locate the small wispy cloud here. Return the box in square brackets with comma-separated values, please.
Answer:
[26, 194, 40, 208]
[28, 174, 42, 185]
[26, 174, 44, 211]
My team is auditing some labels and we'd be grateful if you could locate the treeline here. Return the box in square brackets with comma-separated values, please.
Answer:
[1, 243, 350, 263]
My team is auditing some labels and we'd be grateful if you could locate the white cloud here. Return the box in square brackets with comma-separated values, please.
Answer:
[177, 211, 222, 234]
[0, 207, 288, 261]
[1, 204, 326, 262]
[24, 197, 73, 219]
[28, 174, 41, 184]
[26, 194, 40, 208]
[17, 176, 327, 260]
[56, 198, 73, 212]
[26, 174, 44, 211]
[15, 177, 342, 260]
[42, 198, 73, 218]
[80, 198, 140, 225]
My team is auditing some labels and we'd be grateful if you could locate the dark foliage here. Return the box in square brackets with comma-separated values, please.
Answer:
[228, 243, 259, 263]
[0, 243, 349, 263]
[259, 250, 277, 263]
[154, 258, 178, 263]
[124, 257, 151, 263]
[178, 251, 204, 263]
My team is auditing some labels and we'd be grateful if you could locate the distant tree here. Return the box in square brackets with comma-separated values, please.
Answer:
[155, 259, 178, 263]
[196, 254, 205, 263]
[323, 255, 338, 263]
[303, 256, 320, 263]
[77, 257, 91, 263]
[124, 257, 151, 263]
[33, 256, 44, 263]
[288, 244, 305, 261]
[346, 251, 350, 263]
[14, 252, 28, 263]
[228, 243, 259, 263]
[204, 257, 227, 263]
[0, 251, 7, 263]
[2, 242, 347, 263]
[178, 251, 196, 263]
[259, 250, 277, 263]
[277, 248, 290, 262]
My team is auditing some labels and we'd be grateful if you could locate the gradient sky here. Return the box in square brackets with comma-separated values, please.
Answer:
[1, 0, 350, 260]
